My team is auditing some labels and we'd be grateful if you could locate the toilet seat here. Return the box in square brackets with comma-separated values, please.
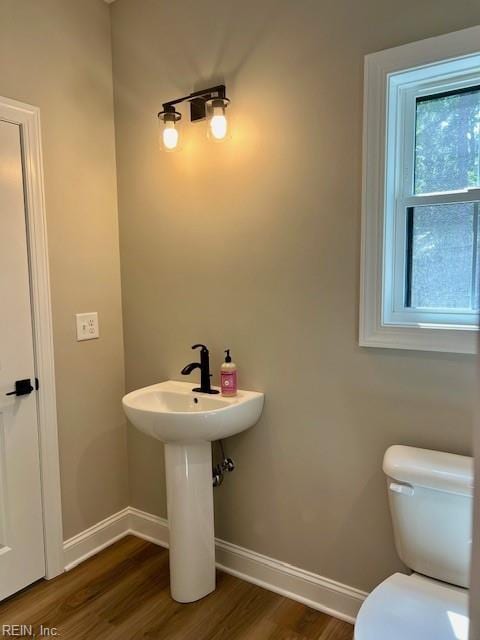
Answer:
[354, 572, 469, 640]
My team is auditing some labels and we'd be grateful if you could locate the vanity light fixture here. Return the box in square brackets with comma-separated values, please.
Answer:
[158, 84, 230, 150]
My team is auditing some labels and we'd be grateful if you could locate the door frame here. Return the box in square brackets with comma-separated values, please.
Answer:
[0, 95, 64, 579]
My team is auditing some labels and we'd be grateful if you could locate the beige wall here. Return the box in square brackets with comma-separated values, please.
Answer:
[0, 0, 128, 539]
[6, 0, 476, 594]
[111, 0, 479, 592]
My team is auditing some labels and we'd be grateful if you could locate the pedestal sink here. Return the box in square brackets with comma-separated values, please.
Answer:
[122, 380, 264, 603]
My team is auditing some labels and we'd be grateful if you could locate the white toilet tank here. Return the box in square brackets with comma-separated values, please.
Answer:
[383, 445, 473, 588]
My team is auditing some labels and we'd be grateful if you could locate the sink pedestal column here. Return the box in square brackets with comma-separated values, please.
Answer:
[164, 441, 215, 603]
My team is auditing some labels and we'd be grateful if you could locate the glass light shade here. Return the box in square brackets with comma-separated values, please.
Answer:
[207, 98, 230, 142]
[210, 107, 228, 140]
[159, 111, 182, 152]
[162, 121, 179, 150]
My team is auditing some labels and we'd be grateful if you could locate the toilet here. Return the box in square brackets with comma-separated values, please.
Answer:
[355, 445, 473, 640]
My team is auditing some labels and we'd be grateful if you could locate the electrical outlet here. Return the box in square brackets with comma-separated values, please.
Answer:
[76, 312, 99, 341]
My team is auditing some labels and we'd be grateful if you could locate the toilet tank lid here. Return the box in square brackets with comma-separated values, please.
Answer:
[383, 445, 473, 497]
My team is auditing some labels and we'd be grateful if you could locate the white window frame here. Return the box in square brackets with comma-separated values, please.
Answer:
[360, 25, 480, 354]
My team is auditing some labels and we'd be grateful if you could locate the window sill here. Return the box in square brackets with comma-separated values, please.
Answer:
[359, 322, 478, 354]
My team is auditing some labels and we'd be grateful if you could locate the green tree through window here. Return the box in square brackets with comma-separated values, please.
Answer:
[415, 87, 480, 194]
[406, 86, 480, 311]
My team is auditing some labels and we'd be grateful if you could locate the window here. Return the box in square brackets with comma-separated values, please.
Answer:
[360, 26, 480, 353]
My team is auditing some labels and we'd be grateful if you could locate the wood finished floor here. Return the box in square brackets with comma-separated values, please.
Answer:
[0, 536, 354, 640]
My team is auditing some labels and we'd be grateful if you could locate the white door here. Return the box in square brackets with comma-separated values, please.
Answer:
[0, 120, 45, 599]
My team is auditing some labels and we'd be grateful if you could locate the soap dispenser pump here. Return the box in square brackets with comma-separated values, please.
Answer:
[221, 349, 237, 397]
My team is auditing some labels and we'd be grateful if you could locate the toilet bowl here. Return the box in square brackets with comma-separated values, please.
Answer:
[355, 573, 468, 640]
[354, 445, 473, 640]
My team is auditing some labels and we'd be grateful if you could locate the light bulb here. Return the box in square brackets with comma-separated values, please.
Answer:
[162, 122, 179, 150]
[210, 110, 228, 140]
[207, 97, 229, 141]
[158, 109, 181, 152]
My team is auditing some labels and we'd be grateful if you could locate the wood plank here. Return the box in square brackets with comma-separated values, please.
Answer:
[0, 536, 354, 640]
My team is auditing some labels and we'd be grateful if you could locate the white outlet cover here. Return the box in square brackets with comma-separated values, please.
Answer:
[76, 312, 99, 341]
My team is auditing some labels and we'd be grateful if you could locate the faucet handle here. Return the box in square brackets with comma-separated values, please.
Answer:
[192, 343, 208, 352]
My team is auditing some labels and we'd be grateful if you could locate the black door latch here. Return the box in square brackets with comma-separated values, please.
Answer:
[5, 378, 38, 397]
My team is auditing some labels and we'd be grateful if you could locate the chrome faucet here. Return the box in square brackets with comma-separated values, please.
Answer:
[181, 344, 219, 394]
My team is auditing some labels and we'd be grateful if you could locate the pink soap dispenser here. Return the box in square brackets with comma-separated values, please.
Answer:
[221, 349, 237, 397]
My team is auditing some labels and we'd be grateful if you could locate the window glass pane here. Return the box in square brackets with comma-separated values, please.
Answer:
[415, 86, 480, 194]
[407, 202, 479, 310]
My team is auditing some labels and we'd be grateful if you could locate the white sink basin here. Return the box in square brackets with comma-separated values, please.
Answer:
[121, 379, 264, 605]
[122, 380, 264, 442]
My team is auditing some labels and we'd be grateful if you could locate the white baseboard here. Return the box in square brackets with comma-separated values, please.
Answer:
[63, 507, 366, 623]
[63, 507, 132, 571]
[63, 507, 169, 571]
[129, 507, 169, 547]
[215, 539, 365, 623]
